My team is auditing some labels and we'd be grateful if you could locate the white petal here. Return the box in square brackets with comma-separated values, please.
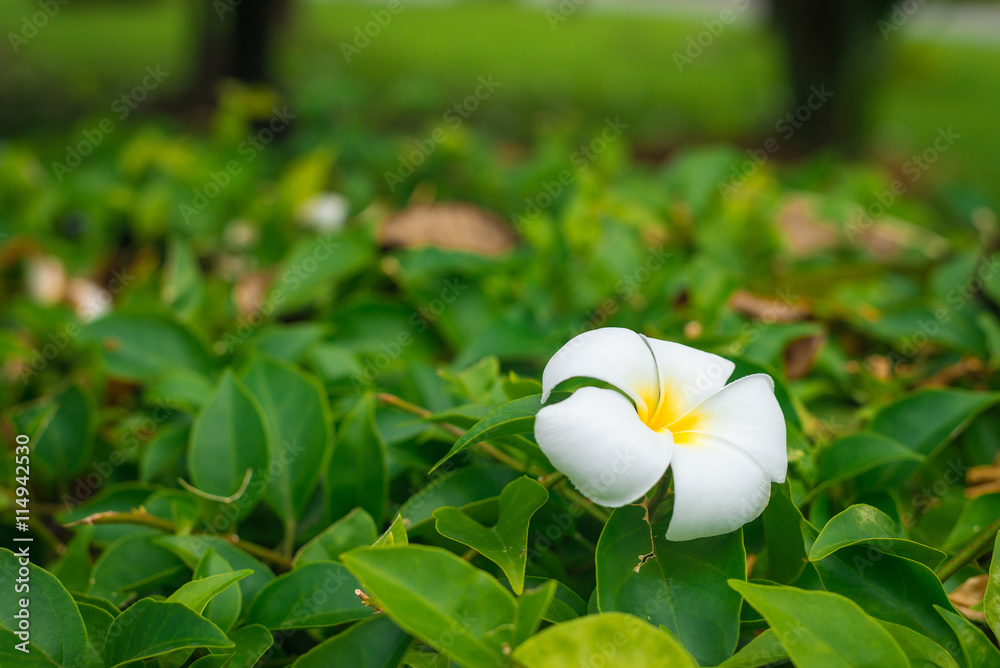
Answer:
[534, 387, 672, 507]
[642, 337, 735, 425]
[541, 327, 659, 419]
[672, 374, 787, 483]
[666, 435, 773, 541]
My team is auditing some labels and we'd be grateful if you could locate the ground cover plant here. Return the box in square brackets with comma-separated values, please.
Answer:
[3, 1, 1000, 667]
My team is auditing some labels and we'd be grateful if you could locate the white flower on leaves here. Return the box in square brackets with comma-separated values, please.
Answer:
[296, 193, 349, 233]
[534, 327, 787, 541]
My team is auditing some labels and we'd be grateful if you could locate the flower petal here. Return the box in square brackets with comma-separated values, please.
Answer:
[671, 374, 787, 483]
[666, 435, 773, 541]
[534, 387, 672, 507]
[642, 337, 735, 426]
[540, 327, 660, 419]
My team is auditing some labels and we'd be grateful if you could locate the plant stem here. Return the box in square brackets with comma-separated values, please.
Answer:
[64, 508, 295, 571]
[935, 515, 1000, 582]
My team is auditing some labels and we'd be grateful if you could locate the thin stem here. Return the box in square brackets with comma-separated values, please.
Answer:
[279, 519, 297, 559]
[935, 515, 1000, 582]
[64, 509, 295, 571]
[538, 471, 565, 489]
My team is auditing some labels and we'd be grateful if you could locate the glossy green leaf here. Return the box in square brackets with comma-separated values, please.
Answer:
[0, 628, 59, 667]
[986, 533, 1000, 643]
[731, 580, 909, 667]
[188, 370, 271, 517]
[596, 505, 745, 666]
[13, 383, 96, 480]
[325, 394, 388, 524]
[433, 476, 548, 594]
[291, 614, 411, 668]
[156, 535, 275, 606]
[716, 629, 788, 668]
[56, 482, 159, 545]
[85, 312, 213, 381]
[373, 513, 409, 547]
[513, 612, 698, 667]
[812, 432, 923, 495]
[513, 580, 556, 645]
[429, 393, 567, 472]
[759, 481, 809, 584]
[878, 620, 961, 668]
[810, 504, 946, 569]
[399, 465, 521, 530]
[0, 548, 88, 666]
[49, 524, 94, 593]
[342, 545, 517, 668]
[517, 577, 587, 623]
[935, 605, 1000, 668]
[294, 507, 379, 566]
[167, 569, 252, 614]
[208, 623, 274, 667]
[102, 599, 233, 667]
[192, 551, 243, 632]
[78, 601, 116, 659]
[72, 592, 120, 617]
[88, 533, 188, 604]
[813, 546, 961, 659]
[247, 561, 371, 629]
[242, 355, 332, 522]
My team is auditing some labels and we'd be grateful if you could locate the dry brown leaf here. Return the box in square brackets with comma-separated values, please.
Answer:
[380, 202, 517, 255]
[947, 574, 989, 623]
[233, 270, 272, 318]
[730, 291, 810, 322]
[784, 334, 826, 380]
[966, 451, 1000, 499]
[777, 196, 839, 255]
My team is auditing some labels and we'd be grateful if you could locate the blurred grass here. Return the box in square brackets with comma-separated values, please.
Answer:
[1, 0, 999, 197]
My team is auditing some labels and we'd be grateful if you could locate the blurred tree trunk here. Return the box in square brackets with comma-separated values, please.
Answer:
[770, 0, 895, 153]
[189, 0, 288, 103]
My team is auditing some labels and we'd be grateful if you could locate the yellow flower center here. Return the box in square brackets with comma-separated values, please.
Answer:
[637, 385, 704, 447]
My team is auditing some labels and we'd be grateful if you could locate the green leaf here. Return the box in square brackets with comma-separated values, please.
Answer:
[429, 393, 567, 472]
[291, 614, 411, 668]
[878, 620, 961, 668]
[188, 370, 271, 517]
[0, 628, 59, 667]
[0, 549, 88, 665]
[208, 623, 274, 667]
[247, 561, 371, 630]
[294, 507, 378, 566]
[85, 312, 213, 381]
[373, 513, 409, 547]
[49, 524, 95, 593]
[813, 546, 961, 660]
[512, 612, 698, 667]
[72, 592, 120, 617]
[809, 504, 946, 569]
[715, 629, 788, 668]
[242, 355, 333, 522]
[342, 545, 517, 668]
[595, 505, 745, 666]
[399, 465, 521, 530]
[433, 476, 548, 594]
[730, 580, 910, 667]
[78, 601, 116, 659]
[759, 481, 809, 584]
[325, 394, 388, 524]
[88, 533, 188, 604]
[167, 569, 252, 614]
[57, 482, 159, 545]
[103, 599, 233, 667]
[189, 655, 231, 668]
[513, 580, 556, 645]
[515, 577, 587, 623]
[987, 533, 1000, 643]
[935, 605, 1000, 668]
[193, 550, 243, 632]
[13, 383, 96, 480]
[156, 535, 275, 606]
[863, 389, 1000, 487]
[811, 432, 923, 496]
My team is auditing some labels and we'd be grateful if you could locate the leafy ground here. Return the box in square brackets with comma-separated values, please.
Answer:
[2, 1, 1000, 667]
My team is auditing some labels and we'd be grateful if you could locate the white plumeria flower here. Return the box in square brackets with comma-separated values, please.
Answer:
[534, 327, 787, 541]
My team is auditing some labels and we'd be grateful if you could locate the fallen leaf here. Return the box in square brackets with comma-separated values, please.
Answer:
[380, 202, 517, 255]
[784, 334, 825, 380]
